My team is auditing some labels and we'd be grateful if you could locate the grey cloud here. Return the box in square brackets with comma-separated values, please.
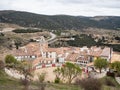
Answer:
[58, 0, 120, 9]
[58, 0, 88, 4]
[0, 0, 120, 16]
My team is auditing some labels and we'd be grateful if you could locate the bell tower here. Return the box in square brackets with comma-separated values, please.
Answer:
[39, 36, 48, 56]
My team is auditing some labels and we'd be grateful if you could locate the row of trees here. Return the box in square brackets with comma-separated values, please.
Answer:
[13, 29, 43, 33]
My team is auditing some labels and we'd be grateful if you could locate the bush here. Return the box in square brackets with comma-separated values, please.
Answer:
[5, 55, 17, 64]
[54, 77, 60, 83]
[20, 78, 30, 90]
[29, 39, 36, 42]
[0, 60, 5, 70]
[47, 81, 50, 83]
[104, 77, 116, 87]
[106, 71, 115, 77]
[20, 78, 30, 86]
[75, 78, 102, 90]
[0, 33, 4, 36]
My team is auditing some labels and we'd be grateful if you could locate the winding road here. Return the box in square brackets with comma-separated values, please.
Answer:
[47, 32, 57, 44]
[1, 27, 57, 44]
[47, 32, 56, 42]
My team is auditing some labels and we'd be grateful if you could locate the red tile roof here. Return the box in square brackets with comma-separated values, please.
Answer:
[66, 53, 79, 62]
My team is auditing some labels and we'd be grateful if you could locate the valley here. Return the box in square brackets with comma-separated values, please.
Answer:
[0, 10, 120, 90]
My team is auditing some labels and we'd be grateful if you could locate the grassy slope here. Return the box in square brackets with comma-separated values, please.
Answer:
[0, 70, 120, 90]
[101, 76, 120, 90]
[0, 70, 22, 90]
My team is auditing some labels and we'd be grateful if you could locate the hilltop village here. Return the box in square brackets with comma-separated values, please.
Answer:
[13, 36, 113, 70]
[0, 10, 120, 89]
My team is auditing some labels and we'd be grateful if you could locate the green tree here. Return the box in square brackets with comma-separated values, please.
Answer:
[38, 72, 46, 83]
[54, 67, 62, 78]
[5, 55, 17, 65]
[110, 61, 120, 75]
[94, 58, 108, 73]
[54, 67, 63, 83]
[54, 62, 82, 84]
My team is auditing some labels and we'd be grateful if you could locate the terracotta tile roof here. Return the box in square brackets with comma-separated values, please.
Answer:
[89, 47, 103, 57]
[79, 50, 89, 56]
[77, 56, 90, 61]
[32, 57, 42, 66]
[13, 42, 112, 67]
[100, 47, 111, 57]
[13, 48, 38, 56]
[65, 47, 80, 53]
[47, 48, 63, 54]
[66, 53, 79, 62]
[26, 42, 40, 51]
[32, 57, 55, 66]
[13, 42, 41, 56]
[89, 50, 102, 57]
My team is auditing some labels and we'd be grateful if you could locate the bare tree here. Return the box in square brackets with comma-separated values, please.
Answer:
[20, 61, 33, 90]
[37, 72, 46, 90]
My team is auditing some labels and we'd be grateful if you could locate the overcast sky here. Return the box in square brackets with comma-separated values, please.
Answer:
[0, 0, 120, 16]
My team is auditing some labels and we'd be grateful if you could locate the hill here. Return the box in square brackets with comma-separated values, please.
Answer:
[0, 10, 120, 30]
[0, 69, 120, 90]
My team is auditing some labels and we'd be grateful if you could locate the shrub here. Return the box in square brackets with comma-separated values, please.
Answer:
[75, 78, 102, 90]
[106, 71, 115, 77]
[104, 77, 116, 87]
[0, 33, 4, 36]
[54, 77, 60, 83]
[20, 78, 30, 86]
[20, 78, 30, 90]
[47, 81, 50, 83]
[5, 55, 17, 64]
[0, 60, 5, 70]
[38, 72, 46, 83]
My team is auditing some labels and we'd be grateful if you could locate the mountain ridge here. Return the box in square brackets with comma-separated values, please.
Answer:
[0, 10, 120, 30]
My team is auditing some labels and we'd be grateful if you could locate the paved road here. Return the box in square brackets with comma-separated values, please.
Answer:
[1, 28, 57, 44]
[47, 32, 56, 42]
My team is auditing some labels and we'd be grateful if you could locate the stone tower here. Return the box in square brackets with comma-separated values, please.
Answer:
[39, 36, 48, 55]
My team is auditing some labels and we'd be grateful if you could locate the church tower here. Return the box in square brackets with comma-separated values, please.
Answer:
[39, 36, 48, 57]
